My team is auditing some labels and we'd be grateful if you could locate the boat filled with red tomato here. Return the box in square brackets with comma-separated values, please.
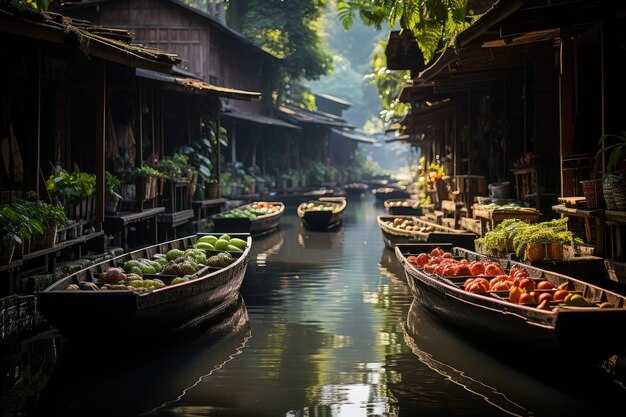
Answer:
[396, 243, 626, 360]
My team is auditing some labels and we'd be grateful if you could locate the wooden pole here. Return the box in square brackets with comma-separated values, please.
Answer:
[95, 61, 106, 229]
[559, 28, 574, 197]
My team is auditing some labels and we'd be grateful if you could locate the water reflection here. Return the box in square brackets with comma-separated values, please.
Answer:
[35, 296, 250, 416]
[403, 299, 626, 416]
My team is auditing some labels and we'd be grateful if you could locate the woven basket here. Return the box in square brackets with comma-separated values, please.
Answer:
[580, 179, 605, 209]
[603, 176, 619, 210]
[612, 175, 626, 210]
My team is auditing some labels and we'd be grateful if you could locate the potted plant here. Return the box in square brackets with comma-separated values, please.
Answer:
[178, 138, 218, 200]
[45, 164, 96, 220]
[129, 165, 163, 200]
[0, 205, 25, 264]
[597, 132, 626, 210]
[105, 171, 122, 213]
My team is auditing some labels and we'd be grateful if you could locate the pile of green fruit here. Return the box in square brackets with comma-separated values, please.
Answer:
[122, 258, 165, 276]
[207, 252, 236, 267]
[303, 203, 333, 212]
[193, 234, 247, 253]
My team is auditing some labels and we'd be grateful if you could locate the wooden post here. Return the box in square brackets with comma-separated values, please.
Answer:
[559, 28, 574, 197]
[95, 61, 106, 229]
[215, 113, 221, 184]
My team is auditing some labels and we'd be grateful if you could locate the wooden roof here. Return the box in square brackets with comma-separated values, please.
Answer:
[385, 30, 426, 71]
[221, 109, 300, 129]
[135, 69, 262, 101]
[399, 100, 453, 137]
[277, 105, 352, 128]
[60, 0, 280, 61]
[1, 2, 180, 71]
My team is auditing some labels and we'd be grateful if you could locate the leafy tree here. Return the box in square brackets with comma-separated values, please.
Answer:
[228, 0, 334, 107]
[337, 0, 470, 64]
[12, 0, 52, 9]
[366, 39, 410, 127]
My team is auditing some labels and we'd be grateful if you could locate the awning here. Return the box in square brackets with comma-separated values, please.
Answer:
[136, 68, 261, 101]
[278, 105, 352, 128]
[221, 110, 301, 130]
[331, 129, 377, 144]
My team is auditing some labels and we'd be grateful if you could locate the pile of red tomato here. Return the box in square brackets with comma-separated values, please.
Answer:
[406, 247, 570, 311]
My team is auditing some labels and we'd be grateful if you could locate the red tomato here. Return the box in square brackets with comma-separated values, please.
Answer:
[518, 292, 536, 305]
[424, 264, 436, 274]
[464, 278, 475, 290]
[455, 265, 471, 276]
[443, 265, 459, 277]
[519, 278, 536, 292]
[492, 281, 512, 291]
[538, 292, 553, 303]
[442, 252, 454, 259]
[416, 253, 430, 266]
[430, 248, 444, 257]
[553, 290, 569, 301]
[406, 256, 419, 266]
[468, 282, 488, 293]
[484, 264, 503, 277]
[537, 281, 555, 290]
[469, 262, 485, 276]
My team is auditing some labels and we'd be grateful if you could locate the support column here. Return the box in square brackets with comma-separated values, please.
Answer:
[559, 28, 574, 197]
[95, 61, 106, 229]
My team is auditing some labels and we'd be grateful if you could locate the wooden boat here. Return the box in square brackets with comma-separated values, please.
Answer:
[384, 198, 423, 215]
[377, 215, 476, 250]
[297, 197, 347, 231]
[395, 243, 626, 359]
[343, 182, 369, 197]
[37, 233, 251, 339]
[211, 201, 284, 235]
[372, 186, 410, 201]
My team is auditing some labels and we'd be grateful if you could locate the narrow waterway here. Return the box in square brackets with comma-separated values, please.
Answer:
[6, 196, 626, 416]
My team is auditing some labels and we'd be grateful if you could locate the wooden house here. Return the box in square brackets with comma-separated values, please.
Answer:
[388, 0, 626, 260]
[61, 0, 302, 199]
[0, 3, 259, 300]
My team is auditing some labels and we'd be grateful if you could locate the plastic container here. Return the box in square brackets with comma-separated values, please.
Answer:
[488, 182, 512, 198]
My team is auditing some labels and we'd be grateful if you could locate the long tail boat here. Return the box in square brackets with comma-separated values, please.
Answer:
[211, 202, 284, 235]
[297, 197, 347, 231]
[37, 233, 251, 339]
[377, 215, 476, 250]
[395, 243, 626, 360]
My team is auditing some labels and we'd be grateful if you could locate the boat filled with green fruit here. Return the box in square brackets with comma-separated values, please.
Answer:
[297, 197, 347, 231]
[37, 233, 251, 339]
[211, 201, 284, 235]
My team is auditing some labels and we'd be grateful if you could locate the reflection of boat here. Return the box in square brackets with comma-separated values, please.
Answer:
[396, 243, 626, 359]
[384, 198, 423, 215]
[37, 296, 250, 416]
[211, 202, 284, 235]
[298, 226, 345, 249]
[37, 233, 251, 339]
[373, 187, 410, 201]
[377, 247, 406, 280]
[297, 197, 347, 231]
[377, 215, 476, 250]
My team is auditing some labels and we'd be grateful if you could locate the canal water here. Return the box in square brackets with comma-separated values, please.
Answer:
[4, 196, 626, 416]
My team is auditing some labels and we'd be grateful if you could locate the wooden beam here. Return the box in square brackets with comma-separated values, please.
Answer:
[500, 2, 602, 37]
[95, 61, 106, 228]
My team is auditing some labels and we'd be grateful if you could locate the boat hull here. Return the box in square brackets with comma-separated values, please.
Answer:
[396, 244, 626, 359]
[37, 234, 251, 339]
[211, 203, 284, 235]
[297, 198, 346, 231]
[378, 216, 476, 250]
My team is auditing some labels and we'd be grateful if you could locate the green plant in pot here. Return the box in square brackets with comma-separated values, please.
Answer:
[0, 205, 26, 263]
[597, 132, 626, 210]
[46, 164, 96, 220]
[105, 171, 122, 213]
[178, 138, 217, 200]
[129, 165, 164, 200]
[156, 153, 190, 182]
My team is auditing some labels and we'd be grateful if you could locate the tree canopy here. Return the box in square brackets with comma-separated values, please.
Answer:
[338, 0, 470, 64]
[228, 0, 334, 107]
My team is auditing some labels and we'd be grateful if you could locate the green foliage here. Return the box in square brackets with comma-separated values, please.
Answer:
[45, 164, 96, 205]
[338, 0, 470, 64]
[13, 0, 52, 10]
[155, 153, 190, 181]
[128, 165, 163, 179]
[365, 40, 410, 126]
[597, 132, 626, 174]
[235, 0, 334, 105]
[105, 171, 122, 201]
